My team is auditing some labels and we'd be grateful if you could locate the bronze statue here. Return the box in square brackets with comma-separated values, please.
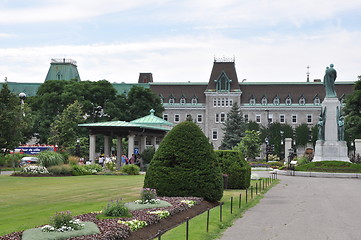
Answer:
[323, 64, 337, 98]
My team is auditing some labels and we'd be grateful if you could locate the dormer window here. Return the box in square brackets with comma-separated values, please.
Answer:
[180, 97, 186, 105]
[273, 97, 280, 105]
[261, 97, 268, 105]
[314, 97, 321, 105]
[249, 98, 256, 105]
[299, 97, 306, 105]
[169, 98, 175, 104]
[191, 98, 198, 104]
[215, 71, 232, 92]
[285, 97, 292, 105]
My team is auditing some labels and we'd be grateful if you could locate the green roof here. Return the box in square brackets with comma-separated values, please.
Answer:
[0, 82, 41, 97]
[45, 59, 81, 81]
[131, 109, 173, 129]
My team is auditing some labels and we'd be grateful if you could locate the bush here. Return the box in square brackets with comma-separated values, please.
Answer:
[215, 150, 251, 189]
[296, 156, 310, 165]
[144, 121, 223, 202]
[2, 153, 26, 168]
[38, 151, 64, 168]
[71, 165, 92, 176]
[102, 199, 131, 218]
[68, 156, 79, 166]
[140, 147, 155, 164]
[83, 164, 103, 174]
[47, 164, 73, 175]
[121, 164, 140, 175]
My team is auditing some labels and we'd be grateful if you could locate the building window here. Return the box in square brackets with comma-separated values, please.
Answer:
[163, 114, 168, 121]
[220, 113, 226, 123]
[273, 97, 280, 105]
[244, 114, 249, 122]
[217, 98, 221, 106]
[314, 97, 321, 105]
[197, 114, 203, 123]
[174, 114, 180, 123]
[292, 114, 297, 124]
[256, 114, 261, 123]
[180, 97, 186, 105]
[221, 98, 225, 107]
[261, 97, 268, 105]
[160, 98, 164, 104]
[212, 129, 218, 140]
[169, 98, 175, 104]
[285, 97, 292, 105]
[307, 114, 312, 124]
[280, 114, 285, 123]
[213, 98, 217, 107]
[215, 113, 219, 123]
[229, 99, 233, 106]
[268, 114, 273, 124]
[250, 98, 256, 105]
[192, 98, 197, 104]
[225, 98, 229, 107]
[299, 97, 306, 105]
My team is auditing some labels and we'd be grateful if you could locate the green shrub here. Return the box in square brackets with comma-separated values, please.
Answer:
[102, 199, 131, 217]
[140, 146, 155, 164]
[83, 164, 103, 174]
[144, 121, 223, 202]
[38, 151, 64, 168]
[68, 156, 79, 166]
[215, 150, 251, 189]
[71, 165, 92, 176]
[121, 164, 140, 175]
[2, 153, 26, 168]
[50, 211, 74, 229]
[296, 156, 310, 165]
[47, 164, 73, 175]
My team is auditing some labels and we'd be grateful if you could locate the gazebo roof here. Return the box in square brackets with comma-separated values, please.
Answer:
[131, 109, 173, 129]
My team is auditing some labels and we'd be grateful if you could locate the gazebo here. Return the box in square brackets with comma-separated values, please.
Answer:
[78, 109, 173, 167]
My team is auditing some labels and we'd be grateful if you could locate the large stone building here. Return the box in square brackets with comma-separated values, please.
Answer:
[1, 58, 355, 150]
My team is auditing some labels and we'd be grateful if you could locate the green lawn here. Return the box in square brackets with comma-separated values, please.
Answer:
[0, 175, 145, 236]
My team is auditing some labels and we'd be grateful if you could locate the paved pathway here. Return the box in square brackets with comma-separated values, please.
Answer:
[220, 172, 361, 240]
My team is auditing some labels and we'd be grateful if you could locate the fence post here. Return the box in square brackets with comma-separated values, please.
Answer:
[239, 193, 242, 208]
[206, 208, 210, 232]
[256, 182, 258, 195]
[246, 188, 248, 204]
[157, 230, 162, 240]
[251, 186, 253, 199]
[230, 196, 233, 214]
[186, 217, 189, 240]
[220, 202, 223, 222]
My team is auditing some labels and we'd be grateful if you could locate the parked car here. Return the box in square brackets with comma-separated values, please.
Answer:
[19, 156, 39, 166]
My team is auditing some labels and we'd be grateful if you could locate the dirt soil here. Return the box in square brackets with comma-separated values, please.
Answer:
[127, 201, 219, 240]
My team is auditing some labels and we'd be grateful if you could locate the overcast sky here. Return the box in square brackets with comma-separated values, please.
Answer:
[1, 0, 361, 83]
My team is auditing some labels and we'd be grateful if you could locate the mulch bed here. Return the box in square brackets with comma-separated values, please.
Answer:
[0, 197, 219, 240]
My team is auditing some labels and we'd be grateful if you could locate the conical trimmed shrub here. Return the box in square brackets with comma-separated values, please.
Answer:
[144, 121, 223, 202]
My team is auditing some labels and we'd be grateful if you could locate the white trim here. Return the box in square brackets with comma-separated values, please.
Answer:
[212, 128, 218, 140]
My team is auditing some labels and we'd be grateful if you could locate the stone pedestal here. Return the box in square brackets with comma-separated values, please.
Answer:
[313, 98, 350, 162]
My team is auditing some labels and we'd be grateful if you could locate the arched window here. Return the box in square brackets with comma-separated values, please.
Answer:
[180, 97, 186, 105]
[191, 98, 197, 104]
[314, 97, 321, 105]
[261, 97, 268, 105]
[216, 72, 231, 91]
[169, 98, 175, 104]
[273, 97, 280, 105]
[285, 97, 292, 105]
[249, 98, 256, 105]
[299, 97, 306, 105]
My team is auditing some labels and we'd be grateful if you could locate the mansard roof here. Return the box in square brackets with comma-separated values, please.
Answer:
[206, 60, 240, 91]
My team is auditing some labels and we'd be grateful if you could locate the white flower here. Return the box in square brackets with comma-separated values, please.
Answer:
[181, 200, 197, 207]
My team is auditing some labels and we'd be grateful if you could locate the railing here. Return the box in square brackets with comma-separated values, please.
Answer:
[51, 58, 77, 66]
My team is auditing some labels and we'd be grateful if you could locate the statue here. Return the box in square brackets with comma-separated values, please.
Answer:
[323, 64, 337, 98]
[317, 107, 326, 140]
[338, 116, 345, 141]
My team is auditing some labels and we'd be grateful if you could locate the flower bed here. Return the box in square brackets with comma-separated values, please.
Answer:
[0, 197, 203, 240]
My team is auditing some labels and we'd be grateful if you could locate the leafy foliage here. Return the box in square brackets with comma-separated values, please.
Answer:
[215, 150, 251, 189]
[343, 76, 361, 140]
[121, 164, 140, 175]
[233, 130, 261, 160]
[103, 199, 131, 218]
[140, 146, 155, 164]
[38, 151, 64, 168]
[47, 164, 73, 175]
[295, 123, 310, 147]
[144, 121, 223, 202]
[220, 102, 246, 149]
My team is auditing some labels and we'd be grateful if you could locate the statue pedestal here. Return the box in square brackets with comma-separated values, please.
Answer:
[313, 98, 350, 162]
[313, 140, 349, 162]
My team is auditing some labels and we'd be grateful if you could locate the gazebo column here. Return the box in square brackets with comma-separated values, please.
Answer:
[116, 136, 123, 169]
[151, 136, 157, 148]
[89, 134, 96, 163]
[140, 135, 147, 153]
[104, 135, 111, 157]
[128, 134, 135, 158]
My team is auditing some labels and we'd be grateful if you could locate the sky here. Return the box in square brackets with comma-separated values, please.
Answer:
[1, 0, 361, 84]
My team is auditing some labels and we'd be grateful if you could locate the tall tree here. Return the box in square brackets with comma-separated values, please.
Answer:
[295, 123, 311, 147]
[48, 100, 85, 149]
[233, 130, 261, 160]
[220, 102, 246, 149]
[343, 76, 361, 140]
[0, 84, 24, 153]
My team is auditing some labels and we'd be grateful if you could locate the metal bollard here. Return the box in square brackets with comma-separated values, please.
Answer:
[206, 208, 210, 232]
[239, 193, 242, 208]
[230, 196, 233, 214]
[186, 217, 189, 240]
[220, 202, 223, 222]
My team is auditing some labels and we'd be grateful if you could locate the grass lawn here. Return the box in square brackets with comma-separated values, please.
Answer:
[157, 178, 278, 240]
[0, 174, 145, 236]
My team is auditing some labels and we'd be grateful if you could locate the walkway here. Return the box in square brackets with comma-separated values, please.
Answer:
[220, 171, 361, 240]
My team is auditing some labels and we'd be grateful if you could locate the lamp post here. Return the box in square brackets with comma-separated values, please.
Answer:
[265, 137, 269, 162]
[76, 139, 80, 157]
[280, 130, 284, 160]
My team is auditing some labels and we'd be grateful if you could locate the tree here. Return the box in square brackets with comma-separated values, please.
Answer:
[343, 76, 361, 140]
[0, 84, 28, 154]
[48, 100, 85, 149]
[220, 102, 246, 149]
[295, 123, 310, 147]
[125, 86, 164, 121]
[143, 121, 223, 202]
[233, 130, 261, 160]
